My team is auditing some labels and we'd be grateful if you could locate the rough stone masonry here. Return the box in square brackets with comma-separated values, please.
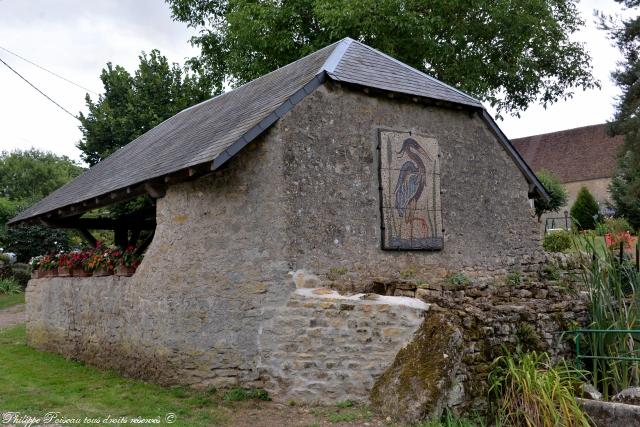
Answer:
[26, 82, 589, 421]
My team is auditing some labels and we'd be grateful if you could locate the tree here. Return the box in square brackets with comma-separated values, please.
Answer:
[0, 150, 82, 261]
[603, 1, 640, 229]
[0, 149, 83, 202]
[534, 170, 568, 222]
[167, 0, 597, 115]
[77, 50, 219, 166]
[571, 187, 600, 231]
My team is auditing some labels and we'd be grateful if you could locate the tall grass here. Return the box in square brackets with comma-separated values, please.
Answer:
[577, 236, 640, 398]
[0, 278, 23, 295]
[489, 351, 590, 427]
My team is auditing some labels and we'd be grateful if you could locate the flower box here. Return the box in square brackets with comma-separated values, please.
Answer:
[115, 264, 137, 277]
[93, 267, 113, 277]
[73, 269, 92, 277]
[44, 268, 58, 278]
[31, 270, 44, 279]
[58, 266, 72, 277]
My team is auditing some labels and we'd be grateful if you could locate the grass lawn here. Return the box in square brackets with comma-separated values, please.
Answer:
[0, 325, 386, 427]
[0, 325, 226, 426]
[0, 292, 24, 309]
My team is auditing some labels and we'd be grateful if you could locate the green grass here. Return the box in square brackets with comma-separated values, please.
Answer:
[0, 292, 24, 309]
[222, 387, 269, 402]
[325, 405, 372, 423]
[0, 325, 226, 426]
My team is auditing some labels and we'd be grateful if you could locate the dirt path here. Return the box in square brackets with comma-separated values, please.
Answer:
[0, 303, 25, 329]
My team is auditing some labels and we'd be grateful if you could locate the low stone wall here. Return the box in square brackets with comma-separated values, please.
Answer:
[259, 288, 427, 403]
[578, 398, 640, 426]
[26, 253, 590, 420]
[26, 275, 427, 404]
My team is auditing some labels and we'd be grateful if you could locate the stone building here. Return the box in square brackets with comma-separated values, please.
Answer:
[513, 124, 624, 226]
[11, 39, 587, 421]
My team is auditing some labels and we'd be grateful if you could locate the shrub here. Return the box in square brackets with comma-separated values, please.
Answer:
[506, 270, 522, 286]
[534, 170, 568, 221]
[542, 230, 572, 252]
[0, 278, 22, 295]
[595, 217, 634, 236]
[489, 351, 590, 427]
[571, 187, 600, 230]
[447, 272, 470, 286]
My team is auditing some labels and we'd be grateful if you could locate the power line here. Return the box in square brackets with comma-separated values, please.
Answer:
[0, 45, 99, 95]
[0, 55, 79, 121]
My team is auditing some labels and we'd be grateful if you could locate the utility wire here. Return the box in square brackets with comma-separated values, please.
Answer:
[0, 55, 79, 121]
[0, 45, 98, 95]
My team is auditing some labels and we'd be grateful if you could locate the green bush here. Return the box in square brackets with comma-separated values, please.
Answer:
[447, 272, 471, 286]
[0, 278, 22, 295]
[534, 170, 568, 221]
[542, 230, 572, 252]
[595, 217, 634, 236]
[489, 351, 590, 427]
[571, 187, 600, 230]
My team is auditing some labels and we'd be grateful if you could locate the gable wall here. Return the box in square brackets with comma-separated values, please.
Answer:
[279, 82, 542, 286]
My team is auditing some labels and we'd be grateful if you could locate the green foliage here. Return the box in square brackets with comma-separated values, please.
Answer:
[542, 230, 573, 252]
[515, 324, 544, 353]
[0, 278, 22, 295]
[327, 266, 348, 280]
[222, 388, 270, 402]
[570, 187, 600, 230]
[489, 351, 590, 427]
[1, 223, 71, 263]
[595, 217, 635, 235]
[0, 149, 83, 202]
[506, 270, 522, 286]
[578, 237, 640, 398]
[335, 400, 354, 408]
[603, 1, 640, 229]
[0, 150, 82, 262]
[167, 0, 596, 115]
[416, 411, 485, 427]
[2, 262, 30, 282]
[77, 50, 218, 166]
[539, 264, 561, 281]
[534, 170, 569, 221]
[399, 267, 417, 279]
[447, 272, 471, 286]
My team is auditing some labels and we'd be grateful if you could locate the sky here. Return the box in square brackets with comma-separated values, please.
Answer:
[0, 0, 633, 165]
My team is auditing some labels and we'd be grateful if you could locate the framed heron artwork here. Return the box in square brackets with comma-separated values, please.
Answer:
[378, 130, 443, 250]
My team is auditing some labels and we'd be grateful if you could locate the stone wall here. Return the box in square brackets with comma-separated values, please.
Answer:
[26, 275, 428, 403]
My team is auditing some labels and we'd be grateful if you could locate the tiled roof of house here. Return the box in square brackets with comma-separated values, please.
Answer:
[512, 124, 624, 183]
[10, 38, 546, 225]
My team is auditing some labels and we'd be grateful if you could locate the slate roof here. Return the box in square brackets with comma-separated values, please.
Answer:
[512, 124, 624, 183]
[10, 38, 544, 225]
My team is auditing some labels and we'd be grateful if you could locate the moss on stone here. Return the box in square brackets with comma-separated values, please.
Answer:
[370, 312, 463, 423]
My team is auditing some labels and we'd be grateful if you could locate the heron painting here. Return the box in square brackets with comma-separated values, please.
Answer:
[379, 131, 443, 250]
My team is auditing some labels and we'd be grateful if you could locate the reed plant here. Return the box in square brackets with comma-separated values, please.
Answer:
[488, 351, 590, 427]
[577, 235, 640, 398]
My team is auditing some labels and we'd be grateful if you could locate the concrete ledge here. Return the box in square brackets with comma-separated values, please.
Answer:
[577, 398, 640, 426]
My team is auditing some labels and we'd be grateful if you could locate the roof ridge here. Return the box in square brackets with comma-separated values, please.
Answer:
[321, 37, 353, 74]
[511, 123, 611, 141]
[345, 39, 482, 106]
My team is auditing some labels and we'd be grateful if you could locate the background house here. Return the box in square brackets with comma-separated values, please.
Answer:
[513, 124, 624, 227]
